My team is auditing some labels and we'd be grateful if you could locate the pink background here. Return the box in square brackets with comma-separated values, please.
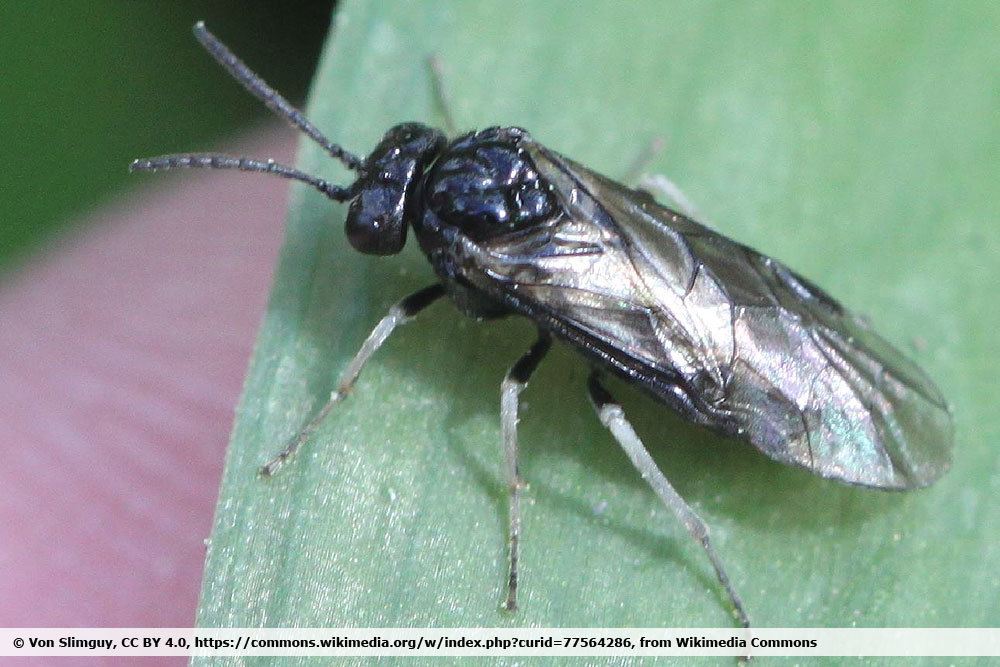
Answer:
[1, 128, 291, 664]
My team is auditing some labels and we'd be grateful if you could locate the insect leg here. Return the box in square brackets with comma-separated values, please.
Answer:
[586, 371, 750, 628]
[622, 136, 665, 185]
[500, 330, 552, 611]
[622, 138, 702, 219]
[427, 55, 458, 135]
[638, 172, 702, 220]
[260, 283, 446, 476]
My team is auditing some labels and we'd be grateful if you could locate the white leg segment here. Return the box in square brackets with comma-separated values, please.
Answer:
[261, 284, 445, 476]
[640, 172, 702, 221]
[500, 332, 551, 611]
[587, 372, 750, 628]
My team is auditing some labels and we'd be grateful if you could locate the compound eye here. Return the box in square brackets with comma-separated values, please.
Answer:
[345, 184, 407, 255]
[344, 122, 446, 256]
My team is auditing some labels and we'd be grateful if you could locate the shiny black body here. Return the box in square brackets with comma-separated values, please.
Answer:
[355, 122, 952, 490]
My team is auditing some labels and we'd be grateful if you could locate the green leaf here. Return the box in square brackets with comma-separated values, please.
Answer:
[197, 0, 999, 660]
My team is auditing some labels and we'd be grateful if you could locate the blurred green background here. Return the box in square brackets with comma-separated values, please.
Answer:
[0, 1, 333, 272]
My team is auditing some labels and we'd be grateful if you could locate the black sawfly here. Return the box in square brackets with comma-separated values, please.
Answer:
[131, 23, 954, 629]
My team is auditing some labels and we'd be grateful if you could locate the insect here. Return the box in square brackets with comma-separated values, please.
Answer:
[132, 23, 954, 628]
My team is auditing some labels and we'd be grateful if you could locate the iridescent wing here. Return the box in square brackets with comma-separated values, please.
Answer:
[454, 141, 953, 489]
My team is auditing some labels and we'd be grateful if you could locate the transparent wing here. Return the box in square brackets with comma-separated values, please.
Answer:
[456, 143, 952, 489]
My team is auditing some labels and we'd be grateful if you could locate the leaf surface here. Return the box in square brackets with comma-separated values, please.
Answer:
[197, 2, 999, 663]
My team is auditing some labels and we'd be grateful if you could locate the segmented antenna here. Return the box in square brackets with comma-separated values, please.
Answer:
[129, 23, 365, 201]
[192, 21, 363, 171]
[129, 154, 356, 201]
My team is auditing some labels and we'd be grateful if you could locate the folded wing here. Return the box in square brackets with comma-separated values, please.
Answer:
[457, 143, 952, 489]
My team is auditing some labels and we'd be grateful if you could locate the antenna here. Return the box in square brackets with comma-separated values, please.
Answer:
[129, 154, 356, 201]
[129, 23, 365, 201]
[193, 21, 363, 171]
